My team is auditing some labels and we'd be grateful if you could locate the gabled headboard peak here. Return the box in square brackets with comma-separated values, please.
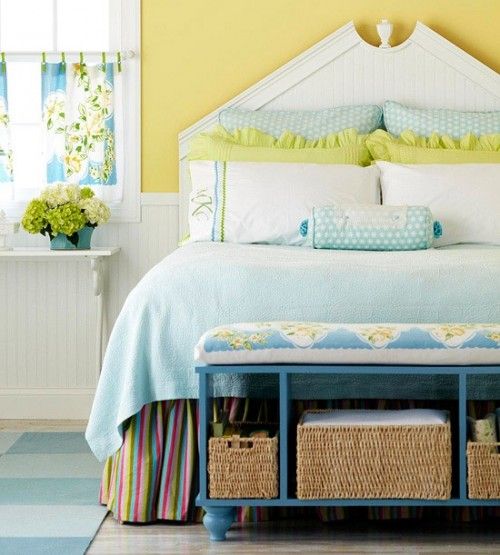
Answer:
[178, 20, 500, 237]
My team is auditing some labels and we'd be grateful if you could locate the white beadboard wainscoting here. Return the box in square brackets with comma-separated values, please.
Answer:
[0, 194, 179, 419]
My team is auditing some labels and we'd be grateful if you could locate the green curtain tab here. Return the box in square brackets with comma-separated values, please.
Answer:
[4, 51, 126, 71]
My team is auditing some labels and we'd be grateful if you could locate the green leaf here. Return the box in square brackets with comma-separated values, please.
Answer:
[68, 232, 79, 247]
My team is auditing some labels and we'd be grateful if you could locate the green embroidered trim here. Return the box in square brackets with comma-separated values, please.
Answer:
[220, 161, 227, 242]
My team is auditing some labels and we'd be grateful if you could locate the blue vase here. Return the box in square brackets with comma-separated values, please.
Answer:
[50, 226, 94, 250]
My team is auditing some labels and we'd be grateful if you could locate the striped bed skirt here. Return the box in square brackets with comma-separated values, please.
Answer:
[100, 399, 499, 524]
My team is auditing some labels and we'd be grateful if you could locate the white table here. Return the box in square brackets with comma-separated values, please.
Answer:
[0, 247, 120, 377]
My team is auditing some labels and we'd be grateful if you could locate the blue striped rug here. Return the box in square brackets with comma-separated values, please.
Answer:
[0, 431, 107, 554]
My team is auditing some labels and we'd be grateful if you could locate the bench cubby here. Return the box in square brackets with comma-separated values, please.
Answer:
[196, 364, 500, 541]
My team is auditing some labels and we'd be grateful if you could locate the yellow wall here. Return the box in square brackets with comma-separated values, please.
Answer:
[142, 0, 500, 193]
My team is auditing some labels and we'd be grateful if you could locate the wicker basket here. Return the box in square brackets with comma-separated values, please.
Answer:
[297, 410, 452, 499]
[208, 434, 278, 499]
[467, 442, 500, 499]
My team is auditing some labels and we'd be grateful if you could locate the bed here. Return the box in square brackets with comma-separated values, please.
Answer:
[86, 20, 500, 523]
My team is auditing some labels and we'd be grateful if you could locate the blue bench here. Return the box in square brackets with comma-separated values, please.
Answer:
[195, 322, 500, 541]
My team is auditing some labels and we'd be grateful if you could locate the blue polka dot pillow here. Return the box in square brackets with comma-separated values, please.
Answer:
[218, 105, 383, 139]
[384, 100, 500, 139]
[300, 204, 442, 251]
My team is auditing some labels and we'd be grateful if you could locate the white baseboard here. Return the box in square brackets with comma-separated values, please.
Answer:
[0, 389, 95, 420]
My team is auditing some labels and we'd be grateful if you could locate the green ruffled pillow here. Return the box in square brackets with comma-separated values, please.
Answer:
[366, 129, 500, 163]
[189, 125, 372, 166]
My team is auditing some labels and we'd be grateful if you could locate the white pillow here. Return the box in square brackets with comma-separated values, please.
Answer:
[189, 161, 380, 245]
[377, 162, 500, 246]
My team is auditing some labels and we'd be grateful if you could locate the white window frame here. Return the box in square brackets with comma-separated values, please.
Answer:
[1, 0, 141, 223]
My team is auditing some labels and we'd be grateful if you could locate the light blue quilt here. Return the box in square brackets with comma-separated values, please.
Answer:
[86, 242, 500, 460]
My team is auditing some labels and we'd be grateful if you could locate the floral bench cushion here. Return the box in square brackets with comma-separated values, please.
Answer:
[195, 322, 500, 366]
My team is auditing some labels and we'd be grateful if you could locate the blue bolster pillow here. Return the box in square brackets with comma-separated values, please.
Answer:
[300, 204, 442, 251]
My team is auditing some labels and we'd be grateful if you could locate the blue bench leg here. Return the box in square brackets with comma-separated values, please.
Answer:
[202, 507, 236, 541]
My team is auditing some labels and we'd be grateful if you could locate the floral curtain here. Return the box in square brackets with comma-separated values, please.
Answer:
[42, 62, 121, 200]
[0, 66, 13, 185]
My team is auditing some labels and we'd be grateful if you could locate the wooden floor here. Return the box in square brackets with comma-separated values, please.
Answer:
[3, 421, 500, 554]
[88, 517, 500, 554]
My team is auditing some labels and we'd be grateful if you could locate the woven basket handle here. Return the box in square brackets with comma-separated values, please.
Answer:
[228, 435, 253, 449]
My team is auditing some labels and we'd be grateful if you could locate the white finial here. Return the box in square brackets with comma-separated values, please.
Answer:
[377, 19, 393, 49]
[0, 210, 20, 251]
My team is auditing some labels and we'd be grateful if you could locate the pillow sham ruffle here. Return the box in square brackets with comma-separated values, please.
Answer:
[189, 126, 372, 166]
[367, 129, 500, 162]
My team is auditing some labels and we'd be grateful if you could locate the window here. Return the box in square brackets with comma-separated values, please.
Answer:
[0, 0, 140, 221]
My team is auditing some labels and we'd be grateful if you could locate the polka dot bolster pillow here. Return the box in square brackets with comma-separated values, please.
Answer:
[384, 100, 500, 139]
[218, 105, 383, 139]
[300, 204, 442, 251]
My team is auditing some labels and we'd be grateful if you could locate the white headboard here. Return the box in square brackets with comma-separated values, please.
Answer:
[178, 20, 500, 237]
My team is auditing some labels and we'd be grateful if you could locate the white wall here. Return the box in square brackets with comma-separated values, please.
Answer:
[0, 195, 179, 419]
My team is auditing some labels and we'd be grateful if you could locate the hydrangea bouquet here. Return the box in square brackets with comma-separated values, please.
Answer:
[21, 183, 110, 249]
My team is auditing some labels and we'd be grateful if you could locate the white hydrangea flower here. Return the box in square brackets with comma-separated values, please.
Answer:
[79, 197, 111, 225]
[37, 183, 110, 227]
[40, 183, 81, 208]
[66, 184, 81, 203]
